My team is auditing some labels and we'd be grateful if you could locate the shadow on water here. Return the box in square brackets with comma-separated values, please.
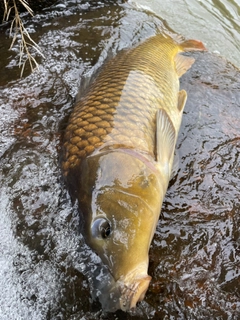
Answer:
[0, 1, 239, 319]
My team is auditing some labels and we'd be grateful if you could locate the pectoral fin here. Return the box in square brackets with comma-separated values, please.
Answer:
[156, 109, 176, 177]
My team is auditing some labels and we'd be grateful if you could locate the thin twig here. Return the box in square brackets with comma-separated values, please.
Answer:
[3, 0, 45, 77]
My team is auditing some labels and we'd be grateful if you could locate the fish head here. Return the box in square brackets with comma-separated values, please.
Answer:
[78, 150, 164, 311]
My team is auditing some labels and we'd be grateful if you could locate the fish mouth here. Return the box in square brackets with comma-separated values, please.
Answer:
[92, 264, 151, 312]
[118, 275, 152, 311]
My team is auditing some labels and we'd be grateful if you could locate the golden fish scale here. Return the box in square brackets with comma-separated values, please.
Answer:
[62, 35, 179, 177]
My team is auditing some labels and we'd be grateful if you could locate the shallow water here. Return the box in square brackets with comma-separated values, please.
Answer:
[136, 0, 240, 68]
[0, 1, 240, 319]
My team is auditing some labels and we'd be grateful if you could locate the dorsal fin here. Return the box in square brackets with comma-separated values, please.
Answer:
[75, 48, 115, 102]
[75, 71, 94, 102]
[174, 54, 195, 77]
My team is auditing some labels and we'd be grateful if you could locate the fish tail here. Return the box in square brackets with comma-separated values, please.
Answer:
[179, 39, 207, 52]
[174, 38, 206, 77]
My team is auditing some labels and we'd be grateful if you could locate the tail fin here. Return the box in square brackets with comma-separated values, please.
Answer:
[180, 39, 207, 52]
[174, 54, 195, 77]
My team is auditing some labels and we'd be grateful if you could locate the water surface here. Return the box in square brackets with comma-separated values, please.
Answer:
[136, 0, 240, 67]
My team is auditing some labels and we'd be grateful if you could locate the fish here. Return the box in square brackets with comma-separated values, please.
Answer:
[61, 32, 206, 311]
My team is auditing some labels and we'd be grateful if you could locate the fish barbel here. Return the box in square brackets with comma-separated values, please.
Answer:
[61, 32, 206, 311]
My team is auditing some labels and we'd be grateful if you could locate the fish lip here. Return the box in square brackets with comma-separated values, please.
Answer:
[118, 275, 152, 311]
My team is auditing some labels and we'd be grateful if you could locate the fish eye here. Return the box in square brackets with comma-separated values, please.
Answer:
[91, 218, 111, 239]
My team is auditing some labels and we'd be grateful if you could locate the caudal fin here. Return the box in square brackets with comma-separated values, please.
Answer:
[180, 39, 207, 52]
[173, 36, 206, 76]
[174, 54, 195, 77]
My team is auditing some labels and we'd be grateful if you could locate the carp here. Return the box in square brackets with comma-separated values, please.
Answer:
[61, 32, 206, 311]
